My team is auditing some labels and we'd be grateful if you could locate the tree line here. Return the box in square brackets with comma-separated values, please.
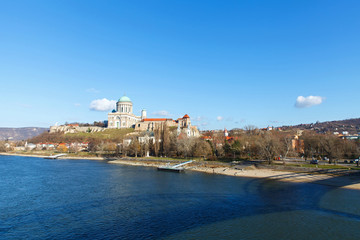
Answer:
[5, 124, 360, 163]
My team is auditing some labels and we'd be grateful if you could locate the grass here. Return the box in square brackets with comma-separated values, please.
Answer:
[66, 128, 134, 141]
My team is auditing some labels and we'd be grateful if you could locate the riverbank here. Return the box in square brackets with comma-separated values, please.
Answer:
[2, 152, 360, 190]
[0, 152, 105, 160]
[109, 159, 360, 190]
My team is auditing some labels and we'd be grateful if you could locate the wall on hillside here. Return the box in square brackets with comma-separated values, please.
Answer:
[49, 125, 105, 134]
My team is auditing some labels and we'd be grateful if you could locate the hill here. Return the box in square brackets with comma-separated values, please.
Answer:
[280, 118, 360, 134]
[28, 128, 134, 143]
[0, 127, 49, 141]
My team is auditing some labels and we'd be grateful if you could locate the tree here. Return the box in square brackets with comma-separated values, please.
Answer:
[0, 141, 7, 152]
[257, 132, 281, 164]
[88, 138, 102, 153]
[301, 132, 321, 160]
[281, 135, 292, 159]
[320, 134, 343, 164]
[230, 140, 243, 159]
[128, 137, 140, 157]
[223, 142, 231, 157]
[193, 139, 212, 158]
[103, 142, 117, 154]
[244, 125, 258, 135]
[176, 137, 195, 158]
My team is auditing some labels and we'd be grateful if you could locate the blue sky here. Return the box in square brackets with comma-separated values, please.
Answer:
[1, 0, 359, 130]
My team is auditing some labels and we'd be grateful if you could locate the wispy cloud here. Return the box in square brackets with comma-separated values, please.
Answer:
[295, 96, 325, 108]
[193, 116, 206, 122]
[217, 116, 224, 121]
[89, 98, 116, 111]
[234, 119, 246, 124]
[152, 110, 172, 117]
[86, 88, 100, 93]
[74, 103, 81, 107]
[269, 120, 280, 124]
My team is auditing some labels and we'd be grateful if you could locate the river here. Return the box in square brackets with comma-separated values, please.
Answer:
[1, 155, 360, 239]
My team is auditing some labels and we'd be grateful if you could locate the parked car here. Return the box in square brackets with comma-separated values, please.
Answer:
[310, 159, 319, 164]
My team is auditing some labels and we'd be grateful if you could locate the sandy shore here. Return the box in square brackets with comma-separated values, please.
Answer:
[2, 152, 360, 190]
[109, 159, 360, 190]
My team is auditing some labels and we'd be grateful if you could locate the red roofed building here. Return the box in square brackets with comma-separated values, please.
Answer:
[106, 95, 199, 136]
[134, 114, 197, 137]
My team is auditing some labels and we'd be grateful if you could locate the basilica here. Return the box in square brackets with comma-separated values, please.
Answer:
[107, 95, 199, 137]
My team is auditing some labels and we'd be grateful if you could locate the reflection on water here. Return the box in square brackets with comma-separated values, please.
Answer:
[1, 155, 360, 240]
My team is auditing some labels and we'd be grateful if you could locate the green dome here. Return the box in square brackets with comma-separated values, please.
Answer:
[118, 95, 131, 102]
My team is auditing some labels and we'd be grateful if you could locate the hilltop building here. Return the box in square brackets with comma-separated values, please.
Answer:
[108, 95, 199, 137]
[107, 95, 142, 129]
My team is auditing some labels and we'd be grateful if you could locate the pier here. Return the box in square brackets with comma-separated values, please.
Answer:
[157, 160, 193, 172]
[44, 154, 67, 159]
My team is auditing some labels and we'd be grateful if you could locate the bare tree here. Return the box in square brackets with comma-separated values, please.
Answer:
[176, 137, 195, 158]
[244, 125, 258, 135]
[193, 139, 212, 158]
[128, 137, 140, 157]
[280, 135, 298, 159]
[257, 132, 281, 164]
[0, 141, 7, 152]
[320, 134, 343, 164]
[301, 132, 321, 160]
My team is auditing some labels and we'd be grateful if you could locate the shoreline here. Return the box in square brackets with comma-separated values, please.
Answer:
[2, 152, 360, 190]
[109, 159, 360, 190]
[0, 152, 105, 160]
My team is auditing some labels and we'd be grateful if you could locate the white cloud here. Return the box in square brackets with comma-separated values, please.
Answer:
[152, 110, 172, 117]
[90, 98, 116, 111]
[295, 96, 324, 108]
[86, 88, 100, 93]
[217, 116, 224, 121]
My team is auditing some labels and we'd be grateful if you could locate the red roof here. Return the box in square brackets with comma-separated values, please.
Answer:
[201, 136, 212, 140]
[183, 114, 190, 118]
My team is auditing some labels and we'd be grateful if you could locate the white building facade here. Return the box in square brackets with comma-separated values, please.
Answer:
[107, 96, 143, 129]
[107, 95, 199, 137]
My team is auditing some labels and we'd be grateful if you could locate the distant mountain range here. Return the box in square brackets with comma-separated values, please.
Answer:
[280, 118, 360, 134]
[0, 127, 48, 141]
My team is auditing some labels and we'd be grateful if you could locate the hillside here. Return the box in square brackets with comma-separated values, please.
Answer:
[281, 118, 360, 134]
[28, 128, 134, 143]
[0, 127, 49, 141]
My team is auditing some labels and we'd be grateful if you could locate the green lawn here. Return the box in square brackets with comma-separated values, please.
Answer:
[66, 128, 134, 141]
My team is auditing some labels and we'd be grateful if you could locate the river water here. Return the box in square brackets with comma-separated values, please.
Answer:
[1, 155, 360, 239]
